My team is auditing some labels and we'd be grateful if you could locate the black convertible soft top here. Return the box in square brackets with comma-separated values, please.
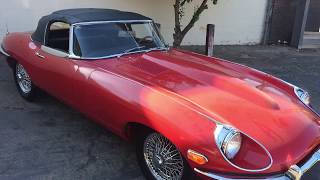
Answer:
[32, 8, 152, 43]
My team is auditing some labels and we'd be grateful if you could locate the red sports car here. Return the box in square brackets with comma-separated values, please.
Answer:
[1, 8, 319, 180]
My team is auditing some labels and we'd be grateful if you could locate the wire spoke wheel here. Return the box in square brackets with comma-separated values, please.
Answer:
[16, 64, 32, 94]
[143, 133, 184, 180]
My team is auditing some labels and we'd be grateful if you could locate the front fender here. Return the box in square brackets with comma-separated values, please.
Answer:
[87, 68, 219, 165]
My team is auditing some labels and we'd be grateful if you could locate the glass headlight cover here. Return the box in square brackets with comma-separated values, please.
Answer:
[214, 125, 242, 160]
[294, 87, 311, 106]
[214, 124, 273, 172]
[222, 131, 242, 159]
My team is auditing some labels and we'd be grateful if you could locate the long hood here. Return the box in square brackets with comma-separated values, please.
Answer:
[91, 49, 320, 167]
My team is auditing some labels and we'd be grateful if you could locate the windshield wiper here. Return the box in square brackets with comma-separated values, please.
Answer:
[125, 46, 147, 54]
[117, 46, 169, 58]
[118, 46, 146, 58]
[145, 47, 169, 53]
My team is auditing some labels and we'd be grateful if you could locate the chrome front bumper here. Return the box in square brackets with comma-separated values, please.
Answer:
[195, 149, 320, 180]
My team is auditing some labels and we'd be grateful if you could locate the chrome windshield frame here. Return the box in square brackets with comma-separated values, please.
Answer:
[68, 20, 166, 60]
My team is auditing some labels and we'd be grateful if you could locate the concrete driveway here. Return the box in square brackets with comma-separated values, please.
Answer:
[0, 45, 319, 180]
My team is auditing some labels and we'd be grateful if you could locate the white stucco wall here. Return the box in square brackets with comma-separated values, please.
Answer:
[0, 0, 268, 45]
[180, 0, 269, 45]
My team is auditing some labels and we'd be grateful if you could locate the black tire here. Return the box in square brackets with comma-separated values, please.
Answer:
[14, 62, 37, 101]
[136, 130, 197, 180]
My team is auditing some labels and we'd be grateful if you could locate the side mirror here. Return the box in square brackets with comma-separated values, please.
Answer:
[41, 45, 69, 58]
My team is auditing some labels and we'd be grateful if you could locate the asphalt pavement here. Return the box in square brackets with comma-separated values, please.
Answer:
[0, 45, 319, 180]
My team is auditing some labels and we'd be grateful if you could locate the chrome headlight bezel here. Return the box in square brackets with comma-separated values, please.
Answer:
[214, 124, 273, 172]
[214, 125, 242, 160]
[294, 87, 311, 106]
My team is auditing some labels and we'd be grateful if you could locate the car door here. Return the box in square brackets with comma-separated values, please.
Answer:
[33, 21, 78, 104]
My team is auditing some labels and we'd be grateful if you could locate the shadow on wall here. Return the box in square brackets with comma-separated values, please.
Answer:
[305, 0, 320, 32]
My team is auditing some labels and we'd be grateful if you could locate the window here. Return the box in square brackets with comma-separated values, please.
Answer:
[46, 22, 70, 53]
[73, 22, 166, 58]
[131, 24, 150, 39]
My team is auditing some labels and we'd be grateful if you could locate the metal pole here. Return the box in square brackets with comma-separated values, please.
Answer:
[206, 24, 215, 57]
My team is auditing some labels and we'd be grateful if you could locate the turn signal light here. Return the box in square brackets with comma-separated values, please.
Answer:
[187, 150, 208, 165]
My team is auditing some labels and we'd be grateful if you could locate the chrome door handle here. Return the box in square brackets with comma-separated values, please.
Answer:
[35, 52, 45, 59]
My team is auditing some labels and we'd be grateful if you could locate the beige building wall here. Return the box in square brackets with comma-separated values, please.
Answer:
[0, 0, 268, 45]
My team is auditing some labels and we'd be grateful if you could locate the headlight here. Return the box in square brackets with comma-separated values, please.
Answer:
[222, 131, 242, 159]
[214, 125, 242, 160]
[214, 124, 273, 171]
[294, 87, 311, 106]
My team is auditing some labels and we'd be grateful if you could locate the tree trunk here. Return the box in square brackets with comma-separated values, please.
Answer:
[173, 0, 209, 47]
[173, 0, 183, 47]
[173, 32, 185, 47]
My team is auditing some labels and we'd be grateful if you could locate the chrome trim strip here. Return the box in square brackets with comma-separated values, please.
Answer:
[145, 78, 274, 173]
[300, 149, 320, 173]
[72, 20, 153, 26]
[214, 125, 273, 172]
[293, 86, 320, 117]
[0, 44, 10, 57]
[69, 20, 167, 60]
[41, 45, 68, 58]
[43, 21, 50, 46]
[41, 20, 159, 60]
[306, 104, 320, 117]
[93, 49, 275, 173]
[253, 66, 319, 117]
[69, 24, 79, 59]
[190, 51, 320, 118]
[195, 149, 320, 180]
[214, 55, 320, 118]
[194, 168, 289, 180]
[42, 21, 73, 59]
[96, 65, 274, 173]
[69, 49, 151, 60]
[293, 87, 310, 105]
[286, 149, 320, 180]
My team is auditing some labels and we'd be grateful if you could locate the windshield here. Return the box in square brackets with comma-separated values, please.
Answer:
[72, 21, 167, 58]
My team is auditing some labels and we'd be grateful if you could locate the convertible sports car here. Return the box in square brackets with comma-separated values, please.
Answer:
[0, 8, 319, 180]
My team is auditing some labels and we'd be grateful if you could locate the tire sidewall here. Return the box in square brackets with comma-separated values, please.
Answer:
[14, 63, 35, 101]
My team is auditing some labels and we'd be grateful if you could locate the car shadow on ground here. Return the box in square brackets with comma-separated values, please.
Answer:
[0, 56, 144, 180]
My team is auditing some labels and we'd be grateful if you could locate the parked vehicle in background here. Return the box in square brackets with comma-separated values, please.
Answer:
[1, 9, 319, 180]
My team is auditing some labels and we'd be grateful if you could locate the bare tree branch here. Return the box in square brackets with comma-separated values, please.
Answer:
[181, 0, 208, 36]
[180, 0, 192, 7]
[173, 0, 218, 47]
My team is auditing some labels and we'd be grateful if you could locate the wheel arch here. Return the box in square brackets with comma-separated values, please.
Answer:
[124, 122, 155, 143]
[126, 121, 197, 179]
[123, 121, 191, 160]
[6, 56, 17, 70]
